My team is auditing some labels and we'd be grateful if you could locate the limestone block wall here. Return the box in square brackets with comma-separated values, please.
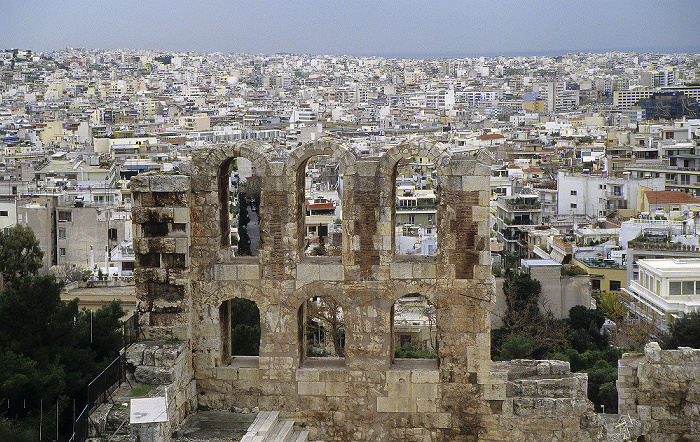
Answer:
[125, 341, 196, 439]
[480, 360, 604, 442]
[180, 139, 497, 441]
[618, 342, 700, 441]
[131, 174, 192, 341]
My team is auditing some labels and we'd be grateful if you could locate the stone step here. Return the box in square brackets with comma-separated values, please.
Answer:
[292, 429, 310, 442]
[267, 419, 294, 442]
[256, 410, 281, 437]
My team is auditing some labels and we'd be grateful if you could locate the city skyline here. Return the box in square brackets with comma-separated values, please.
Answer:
[6, 0, 700, 57]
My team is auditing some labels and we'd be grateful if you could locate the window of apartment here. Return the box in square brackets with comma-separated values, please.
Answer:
[570, 203, 577, 209]
[58, 211, 72, 222]
[570, 190, 577, 196]
[682, 281, 694, 296]
[0, 210, 8, 217]
[656, 279, 661, 294]
[108, 228, 118, 240]
[58, 228, 66, 239]
[591, 279, 601, 292]
[669, 281, 682, 296]
[59, 248, 66, 256]
[610, 280, 621, 291]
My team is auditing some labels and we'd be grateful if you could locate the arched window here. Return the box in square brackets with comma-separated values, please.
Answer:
[220, 298, 260, 364]
[300, 155, 342, 257]
[298, 296, 345, 366]
[394, 157, 438, 256]
[391, 294, 437, 364]
[219, 157, 261, 256]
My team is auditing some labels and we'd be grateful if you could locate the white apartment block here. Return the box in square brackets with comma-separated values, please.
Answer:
[624, 258, 700, 332]
[557, 171, 665, 218]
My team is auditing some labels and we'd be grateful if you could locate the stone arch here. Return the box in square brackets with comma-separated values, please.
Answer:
[282, 138, 357, 256]
[380, 138, 452, 257]
[387, 281, 442, 363]
[378, 137, 452, 190]
[206, 283, 267, 364]
[291, 280, 349, 364]
[192, 141, 275, 250]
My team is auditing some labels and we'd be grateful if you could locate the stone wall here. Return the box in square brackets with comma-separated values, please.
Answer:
[125, 341, 197, 439]
[130, 140, 700, 442]
[131, 139, 498, 441]
[480, 360, 604, 441]
[618, 342, 700, 441]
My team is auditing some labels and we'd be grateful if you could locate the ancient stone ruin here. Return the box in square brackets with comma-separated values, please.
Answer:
[127, 138, 698, 441]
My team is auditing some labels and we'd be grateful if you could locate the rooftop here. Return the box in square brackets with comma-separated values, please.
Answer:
[576, 257, 625, 270]
[645, 190, 700, 205]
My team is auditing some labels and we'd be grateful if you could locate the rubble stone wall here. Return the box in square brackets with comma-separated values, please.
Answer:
[129, 139, 624, 441]
[618, 342, 700, 441]
[480, 360, 604, 442]
[125, 341, 197, 439]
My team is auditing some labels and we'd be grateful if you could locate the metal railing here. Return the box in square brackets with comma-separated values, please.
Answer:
[68, 312, 138, 442]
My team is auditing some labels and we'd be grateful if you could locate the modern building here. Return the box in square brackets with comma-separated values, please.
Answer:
[624, 258, 700, 332]
[573, 257, 627, 293]
[494, 193, 542, 256]
[556, 171, 664, 219]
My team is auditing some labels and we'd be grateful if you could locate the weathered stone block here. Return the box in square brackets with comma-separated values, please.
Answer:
[390, 262, 413, 279]
[214, 264, 237, 280]
[134, 366, 174, 385]
[237, 264, 259, 280]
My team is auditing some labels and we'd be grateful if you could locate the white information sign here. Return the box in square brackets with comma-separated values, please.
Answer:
[130, 397, 168, 424]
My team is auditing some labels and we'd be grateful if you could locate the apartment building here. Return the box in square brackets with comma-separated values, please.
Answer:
[624, 258, 700, 332]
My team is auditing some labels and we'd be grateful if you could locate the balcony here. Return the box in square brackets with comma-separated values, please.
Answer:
[605, 191, 624, 200]
[396, 203, 437, 212]
[503, 197, 541, 211]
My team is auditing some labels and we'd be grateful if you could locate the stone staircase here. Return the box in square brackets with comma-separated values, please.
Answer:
[241, 411, 311, 442]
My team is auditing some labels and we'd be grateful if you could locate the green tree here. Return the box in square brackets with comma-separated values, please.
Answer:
[0, 225, 44, 284]
[394, 340, 437, 359]
[230, 298, 260, 356]
[499, 335, 535, 360]
[664, 311, 700, 349]
[0, 275, 125, 436]
[597, 291, 629, 322]
[567, 306, 607, 352]
[493, 272, 569, 359]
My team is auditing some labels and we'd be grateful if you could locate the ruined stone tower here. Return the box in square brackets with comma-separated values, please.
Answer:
[131, 137, 494, 440]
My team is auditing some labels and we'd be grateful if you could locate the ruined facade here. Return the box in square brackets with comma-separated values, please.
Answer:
[618, 342, 700, 441]
[130, 138, 608, 441]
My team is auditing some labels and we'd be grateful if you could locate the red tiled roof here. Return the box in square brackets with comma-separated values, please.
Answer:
[645, 190, 700, 205]
[479, 133, 505, 140]
[306, 202, 335, 210]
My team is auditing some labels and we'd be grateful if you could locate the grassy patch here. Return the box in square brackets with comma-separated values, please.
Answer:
[128, 384, 157, 397]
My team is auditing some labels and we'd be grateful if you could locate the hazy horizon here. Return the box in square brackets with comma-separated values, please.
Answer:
[5, 0, 700, 58]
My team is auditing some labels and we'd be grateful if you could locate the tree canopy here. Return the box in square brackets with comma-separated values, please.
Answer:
[664, 311, 700, 349]
[0, 275, 124, 438]
[0, 225, 44, 283]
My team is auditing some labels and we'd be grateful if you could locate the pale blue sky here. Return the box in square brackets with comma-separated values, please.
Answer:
[5, 0, 700, 56]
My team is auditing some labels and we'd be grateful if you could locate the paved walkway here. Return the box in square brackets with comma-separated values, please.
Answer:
[174, 410, 257, 442]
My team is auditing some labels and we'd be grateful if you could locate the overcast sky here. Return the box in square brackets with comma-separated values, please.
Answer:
[5, 0, 700, 57]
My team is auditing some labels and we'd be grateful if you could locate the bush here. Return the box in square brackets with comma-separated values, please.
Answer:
[498, 335, 535, 360]
[394, 340, 437, 359]
[561, 265, 587, 276]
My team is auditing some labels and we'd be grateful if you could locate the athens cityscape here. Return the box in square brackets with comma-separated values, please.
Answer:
[2, 2, 700, 441]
